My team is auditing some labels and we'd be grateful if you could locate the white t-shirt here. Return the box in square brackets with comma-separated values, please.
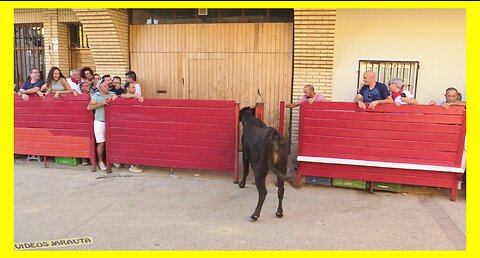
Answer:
[134, 83, 142, 96]
[66, 78, 81, 94]
[393, 89, 414, 104]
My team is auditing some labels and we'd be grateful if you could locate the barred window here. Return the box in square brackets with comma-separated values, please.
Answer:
[69, 24, 89, 48]
[357, 60, 420, 96]
[14, 23, 45, 88]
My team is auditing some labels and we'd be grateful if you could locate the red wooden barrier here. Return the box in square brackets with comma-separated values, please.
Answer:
[297, 102, 466, 201]
[255, 102, 264, 122]
[105, 98, 239, 181]
[14, 94, 96, 171]
[279, 101, 285, 135]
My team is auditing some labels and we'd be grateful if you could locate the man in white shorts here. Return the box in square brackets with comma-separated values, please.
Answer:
[87, 81, 117, 172]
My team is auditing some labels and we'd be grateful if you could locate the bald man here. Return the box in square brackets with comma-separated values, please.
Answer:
[286, 84, 325, 109]
[354, 70, 393, 110]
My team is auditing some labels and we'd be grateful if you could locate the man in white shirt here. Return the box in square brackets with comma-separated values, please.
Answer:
[66, 69, 82, 94]
[388, 78, 418, 106]
[125, 70, 142, 96]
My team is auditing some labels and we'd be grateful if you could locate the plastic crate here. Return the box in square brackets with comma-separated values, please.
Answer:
[54, 157, 81, 166]
[372, 182, 402, 192]
[304, 176, 331, 186]
[332, 178, 367, 189]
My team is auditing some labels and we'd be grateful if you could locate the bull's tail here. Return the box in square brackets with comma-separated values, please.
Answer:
[268, 129, 302, 189]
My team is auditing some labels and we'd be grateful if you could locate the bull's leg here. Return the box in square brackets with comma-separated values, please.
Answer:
[239, 158, 250, 188]
[250, 175, 267, 222]
[276, 175, 285, 218]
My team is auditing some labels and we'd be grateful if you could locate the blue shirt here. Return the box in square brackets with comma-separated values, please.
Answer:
[91, 92, 114, 122]
[20, 80, 44, 91]
[358, 82, 390, 102]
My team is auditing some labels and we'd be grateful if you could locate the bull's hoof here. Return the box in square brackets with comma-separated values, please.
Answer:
[276, 212, 284, 218]
[249, 215, 259, 222]
[239, 182, 246, 188]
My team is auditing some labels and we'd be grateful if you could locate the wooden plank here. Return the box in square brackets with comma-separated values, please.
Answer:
[301, 126, 459, 144]
[15, 121, 91, 130]
[14, 134, 90, 145]
[109, 112, 234, 125]
[15, 107, 91, 116]
[108, 98, 236, 107]
[110, 135, 233, 149]
[15, 141, 90, 151]
[14, 128, 90, 137]
[299, 150, 457, 168]
[303, 109, 463, 125]
[302, 102, 465, 115]
[302, 144, 457, 164]
[303, 118, 461, 134]
[108, 119, 233, 133]
[298, 157, 463, 173]
[14, 147, 90, 158]
[110, 149, 233, 165]
[302, 135, 458, 152]
[14, 114, 90, 123]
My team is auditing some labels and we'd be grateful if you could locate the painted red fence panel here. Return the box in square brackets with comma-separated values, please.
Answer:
[105, 98, 239, 180]
[14, 94, 96, 171]
[296, 102, 466, 201]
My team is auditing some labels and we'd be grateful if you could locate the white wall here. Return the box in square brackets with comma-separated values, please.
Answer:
[332, 9, 465, 103]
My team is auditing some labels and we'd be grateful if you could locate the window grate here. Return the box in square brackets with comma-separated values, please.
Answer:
[14, 23, 45, 90]
[357, 60, 420, 97]
[69, 24, 89, 48]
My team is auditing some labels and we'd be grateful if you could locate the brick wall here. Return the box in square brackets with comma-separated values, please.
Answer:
[291, 9, 336, 151]
[43, 9, 70, 76]
[72, 9, 130, 81]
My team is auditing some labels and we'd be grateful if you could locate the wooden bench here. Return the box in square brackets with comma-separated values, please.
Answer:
[14, 94, 97, 171]
[105, 98, 239, 181]
[295, 102, 466, 201]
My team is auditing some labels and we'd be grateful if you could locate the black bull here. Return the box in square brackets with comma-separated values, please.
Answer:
[239, 106, 301, 222]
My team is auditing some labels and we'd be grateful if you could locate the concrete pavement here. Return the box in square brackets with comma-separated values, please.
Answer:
[14, 158, 465, 250]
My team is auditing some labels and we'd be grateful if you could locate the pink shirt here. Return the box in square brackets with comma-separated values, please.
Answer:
[299, 93, 325, 104]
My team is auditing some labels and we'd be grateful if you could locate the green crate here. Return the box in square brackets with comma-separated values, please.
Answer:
[332, 178, 367, 189]
[372, 182, 402, 192]
[54, 157, 81, 166]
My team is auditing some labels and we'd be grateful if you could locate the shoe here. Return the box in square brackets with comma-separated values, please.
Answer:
[98, 162, 107, 171]
[113, 162, 121, 168]
[82, 158, 89, 166]
[129, 165, 143, 173]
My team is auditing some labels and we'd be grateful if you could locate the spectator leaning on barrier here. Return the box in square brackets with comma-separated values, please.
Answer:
[388, 78, 418, 106]
[39, 67, 74, 98]
[429, 87, 466, 109]
[125, 70, 142, 96]
[118, 82, 144, 173]
[286, 84, 325, 109]
[110, 76, 125, 96]
[121, 82, 144, 102]
[87, 80, 118, 172]
[17, 68, 44, 101]
[66, 69, 82, 94]
[354, 70, 393, 110]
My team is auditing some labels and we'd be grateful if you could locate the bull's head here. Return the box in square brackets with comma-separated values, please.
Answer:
[239, 106, 256, 122]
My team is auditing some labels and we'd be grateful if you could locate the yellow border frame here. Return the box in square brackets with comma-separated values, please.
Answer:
[2, 1, 478, 257]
